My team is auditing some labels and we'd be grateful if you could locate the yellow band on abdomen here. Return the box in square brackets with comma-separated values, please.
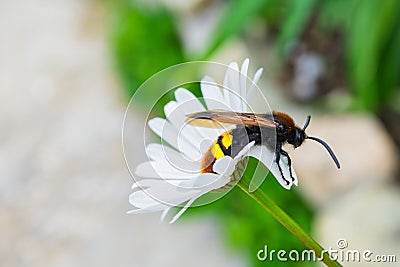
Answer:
[201, 130, 233, 174]
[211, 130, 233, 159]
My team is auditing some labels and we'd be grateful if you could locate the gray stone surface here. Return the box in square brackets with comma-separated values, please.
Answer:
[291, 114, 398, 205]
[315, 181, 400, 266]
[292, 115, 400, 266]
[0, 1, 247, 266]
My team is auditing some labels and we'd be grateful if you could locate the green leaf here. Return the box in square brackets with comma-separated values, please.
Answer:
[318, 0, 358, 30]
[377, 10, 400, 105]
[346, 0, 400, 111]
[275, 0, 316, 57]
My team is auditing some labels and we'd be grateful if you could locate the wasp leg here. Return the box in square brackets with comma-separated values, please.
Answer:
[275, 147, 290, 185]
[280, 149, 294, 182]
[217, 135, 231, 156]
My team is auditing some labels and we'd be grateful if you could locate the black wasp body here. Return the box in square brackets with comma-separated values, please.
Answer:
[187, 111, 340, 185]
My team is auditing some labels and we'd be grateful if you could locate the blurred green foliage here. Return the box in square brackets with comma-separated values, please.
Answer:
[263, 0, 400, 112]
[108, 0, 400, 113]
[108, 0, 185, 100]
[345, 0, 400, 111]
[107, 0, 399, 266]
[204, 0, 266, 58]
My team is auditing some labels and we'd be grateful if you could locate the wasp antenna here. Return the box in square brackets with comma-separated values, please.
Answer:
[302, 115, 311, 131]
[307, 136, 341, 169]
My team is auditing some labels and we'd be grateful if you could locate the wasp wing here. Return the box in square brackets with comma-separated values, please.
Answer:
[185, 111, 277, 128]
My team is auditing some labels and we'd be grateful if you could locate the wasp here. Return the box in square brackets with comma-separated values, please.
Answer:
[186, 111, 340, 185]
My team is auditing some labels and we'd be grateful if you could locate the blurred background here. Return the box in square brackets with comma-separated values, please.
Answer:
[1, 0, 399, 266]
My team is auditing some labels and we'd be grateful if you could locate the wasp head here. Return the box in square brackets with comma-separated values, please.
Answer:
[287, 115, 310, 148]
[288, 128, 306, 148]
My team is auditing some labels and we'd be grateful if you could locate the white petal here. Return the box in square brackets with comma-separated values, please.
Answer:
[164, 100, 178, 118]
[270, 160, 293, 189]
[247, 162, 268, 192]
[174, 88, 224, 141]
[208, 174, 230, 190]
[128, 200, 170, 214]
[248, 68, 263, 98]
[213, 156, 236, 176]
[128, 190, 168, 210]
[282, 155, 298, 186]
[146, 143, 200, 172]
[170, 175, 229, 224]
[247, 146, 294, 190]
[169, 173, 231, 224]
[252, 68, 263, 87]
[240, 59, 249, 112]
[190, 174, 230, 195]
[160, 206, 172, 222]
[148, 117, 201, 160]
[223, 62, 241, 111]
[174, 88, 205, 113]
[179, 172, 219, 188]
[193, 173, 224, 188]
[164, 101, 204, 146]
[135, 161, 198, 179]
[145, 143, 176, 161]
[201, 76, 227, 110]
[132, 178, 182, 192]
[131, 179, 200, 207]
[169, 194, 201, 224]
[128, 207, 166, 214]
[196, 127, 225, 146]
[222, 74, 231, 107]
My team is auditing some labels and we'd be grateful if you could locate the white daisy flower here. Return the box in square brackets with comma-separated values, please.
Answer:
[128, 59, 297, 223]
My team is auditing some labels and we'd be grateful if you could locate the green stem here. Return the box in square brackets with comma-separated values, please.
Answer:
[237, 175, 342, 267]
